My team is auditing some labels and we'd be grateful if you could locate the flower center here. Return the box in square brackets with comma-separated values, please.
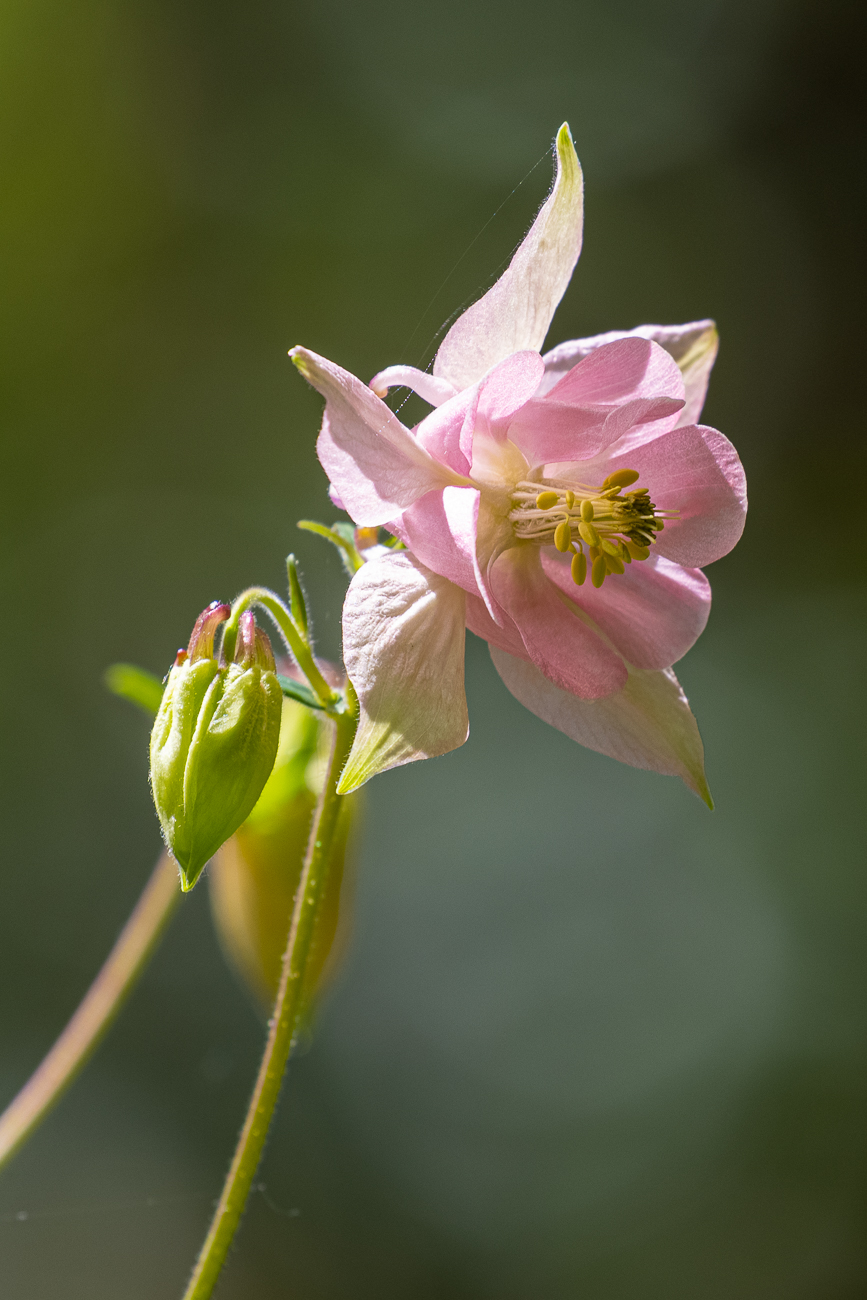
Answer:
[508, 468, 675, 589]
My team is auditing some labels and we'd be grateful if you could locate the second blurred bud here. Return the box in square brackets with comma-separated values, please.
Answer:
[209, 677, 360, 1017]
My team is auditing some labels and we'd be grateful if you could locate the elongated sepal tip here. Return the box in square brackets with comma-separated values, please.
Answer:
[698, 781, 714, 811]
[288, 347, 308, 376]
[555, 122, 576, 165]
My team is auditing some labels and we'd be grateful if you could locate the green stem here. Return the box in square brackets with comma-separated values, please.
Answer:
[0, 852, 180, 1172]
[222, 588, 338, 710]
[181, 705, 357, 1300]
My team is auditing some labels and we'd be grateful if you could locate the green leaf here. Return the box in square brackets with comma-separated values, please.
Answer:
[277, 674, 326, 711]
[104, 663, 164, 717]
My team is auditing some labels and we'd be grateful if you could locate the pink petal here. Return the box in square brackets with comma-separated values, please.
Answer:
[414, 351, 546, 474]
[541, 320, 718, 426]
[415, 383, 479, 475]
[465, 593, 529, 660]
[507, 400, 609, 463]
[507, 338, 684, 464]
[338, 553, 469, 793]
[369, 365, 457, 407]
[433, 125, 583, 391]
[489, 546, 627, 699]
[489, 646, 712, 804]
[596, 423, 747, 569]
[542, 551, 711, 670]
[476, 351, 546, 437]
[511, 394, 683, 466]
[395, 486, 481, 595]
[291, 346, 458, 527]
[543, 336, 685, 406]
[392, 486, 514, 628]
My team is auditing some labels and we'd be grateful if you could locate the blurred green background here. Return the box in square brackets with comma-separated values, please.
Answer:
[1, 0, 865, 1295]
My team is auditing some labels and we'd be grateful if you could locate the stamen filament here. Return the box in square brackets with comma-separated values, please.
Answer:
[509, 472, 674, 587]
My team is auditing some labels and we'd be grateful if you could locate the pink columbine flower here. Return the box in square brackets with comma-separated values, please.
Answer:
[291, 125, 746, 804]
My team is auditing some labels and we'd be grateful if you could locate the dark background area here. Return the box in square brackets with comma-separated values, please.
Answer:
[1, 0, 866, 1295]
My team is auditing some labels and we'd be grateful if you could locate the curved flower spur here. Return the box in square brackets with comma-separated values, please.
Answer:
[291, 124, 746, 804]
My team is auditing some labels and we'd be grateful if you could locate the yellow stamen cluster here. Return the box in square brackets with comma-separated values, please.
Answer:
[509, 468, 673, 588]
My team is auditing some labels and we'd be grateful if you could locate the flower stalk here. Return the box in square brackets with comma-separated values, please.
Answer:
[0, 851, 180, 1172]
[221, 587, 339, 710]
[181, 698, 357, 1300]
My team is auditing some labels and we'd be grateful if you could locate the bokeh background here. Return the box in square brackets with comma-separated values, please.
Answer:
[1, 0, 866, 1295]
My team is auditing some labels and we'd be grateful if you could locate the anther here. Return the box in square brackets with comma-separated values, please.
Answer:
[604, 552, 625, 575]
[565, 490, 575, 509]
[536, 491, 559, 510]
[599, 539, 620, 557]
[626, 542, 650, 561]
[554, 520, 572, 552]
[571, 551, 587, 586]
[602, 468, 641, 490]
[578, 521, 600, 547]
[580, 499, 594, 522]
[591, 556, 607, 588]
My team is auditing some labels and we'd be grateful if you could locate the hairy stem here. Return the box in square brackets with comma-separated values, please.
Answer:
[182, 706, 356, 1300]
[0, 852, 180, 1172]
[223, 587, 338, 710]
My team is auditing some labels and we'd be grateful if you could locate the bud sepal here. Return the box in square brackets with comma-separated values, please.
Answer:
[150, 605, 283, 891]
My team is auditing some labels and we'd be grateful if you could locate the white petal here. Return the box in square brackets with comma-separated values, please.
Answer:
[433, 124, 583, 391]
[541, 320, 719, 426]
[489, 646, 712, 805]
[338, 553, 469, 793]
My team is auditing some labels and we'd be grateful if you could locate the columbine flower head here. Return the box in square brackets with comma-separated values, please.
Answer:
[291, 125, 746, 804]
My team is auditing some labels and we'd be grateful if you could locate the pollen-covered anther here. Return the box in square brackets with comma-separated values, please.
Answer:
[591, 556, 607, 588]
[509, 471, 674, 586]
[554, 520, 572, 552]
[571, 551, 587, 586]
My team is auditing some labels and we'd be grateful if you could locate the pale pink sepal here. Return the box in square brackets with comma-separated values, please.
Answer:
[369, 365, 457, 408]
[433, 124, 583, 392]
[291, 346, 457, 527]
[542, 321, 719, 426]
[489, 646, 712, 806]
[338, 553, 470, 793]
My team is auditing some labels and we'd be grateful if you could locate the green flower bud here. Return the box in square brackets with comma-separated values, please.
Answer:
[209, 691, 359, 1013]
[150, 603, 283, 891]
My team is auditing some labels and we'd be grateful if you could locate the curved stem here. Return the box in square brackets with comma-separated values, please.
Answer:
[0, 852, 180, 1172]
[182, 706, 356, 1300]
[223, 588, 338, 710]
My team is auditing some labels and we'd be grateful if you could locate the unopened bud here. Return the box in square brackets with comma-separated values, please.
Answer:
[150, 604, 283, 891]
[209, 691, 359, 1012]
